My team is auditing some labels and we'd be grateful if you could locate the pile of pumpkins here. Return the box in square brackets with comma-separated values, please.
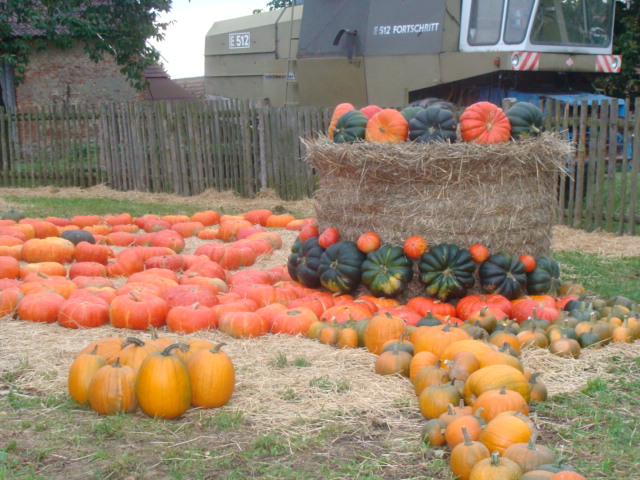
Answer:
[327, 100, 543, 144]
[68, 333, 235, 418]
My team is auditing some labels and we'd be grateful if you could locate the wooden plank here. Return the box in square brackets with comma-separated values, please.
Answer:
[193, 101, 207, 193]
[210, 101, 223, 191]
[618, 99, 631, 234]
[593, 101, 609, 230]
[628, 98, 640, 234]
[98, 103, 112, 188]
[565, 102, 578, 227]
[605, 99, 618, 231]
[258, 105, 267, 192]
[584, 102, 599, 230]
[557, 100, 568, 224]
[48, 105, 58, 187]
[70, 105, 80, 187]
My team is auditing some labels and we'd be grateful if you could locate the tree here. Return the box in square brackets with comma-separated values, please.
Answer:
[0, 0, 173, 89]
[253, 0, 294, 14]
[595, 1, 640, 98]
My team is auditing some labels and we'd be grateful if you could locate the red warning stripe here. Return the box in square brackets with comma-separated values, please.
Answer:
[596, 55, 621, 73]
[511, 52, 540, 71]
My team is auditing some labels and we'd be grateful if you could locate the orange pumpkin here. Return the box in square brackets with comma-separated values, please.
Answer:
[365, 109, 409, 143]
[460, 102, 511, 144]
[327, 103, 355, 139]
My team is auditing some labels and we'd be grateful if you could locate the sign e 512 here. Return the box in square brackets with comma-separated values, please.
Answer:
[229, 32, 250, 49]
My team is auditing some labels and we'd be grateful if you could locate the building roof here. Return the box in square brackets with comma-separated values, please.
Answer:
[143, 65, 196, 101]
[173, 77, 206, 98]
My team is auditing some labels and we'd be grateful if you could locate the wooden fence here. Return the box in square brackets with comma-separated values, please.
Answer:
[0, 98, 639, 234]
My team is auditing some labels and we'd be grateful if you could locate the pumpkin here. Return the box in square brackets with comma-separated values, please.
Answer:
[328, 103, 355, 139]
[478, 415, 533, 455]
[456, 294, 513, 320]
[450, 426, 491, 480]
[337, 327, 359, 349]
[356, 231, 381, 253]
[463, 364, 530, 405]
[118, 336, 162, 373]
[21, 237, 75, 264]
[400, 106, 423, 122]
[318, 240, 366, 294]
[360, 104, 382, 119]
[413, 323, 470, 359]
[460, 102, 511, 144]
[58, 297, 110, 329]
[187, 343, 235, 408]
[403, 235, 428, 259]
[445, 411, 485, 450]
[548, 473, 586, 480]
[317, 227, 340, 249]
[503, 433, 557, 473]
[17, 291, 66, 323]
[88, 359, 138, 415]
[109, 291, 169, 330]
[361, 245, 413, 298]
[413, 362, 449, 396]
[60, 229, 96, 246]
[1, 209, 25, 222]
[421, 418, 447, 447]
[271, 307, 318, 335]
[0, 287, 23, 317]
[526, 256, 561, 296]
[332, 110, 368, 143]
[548, 337, 581, 358]
[506, 102, 544, 140]
[418, 244, 476, 301]
[374, 345, 412, 377]
[469, 451, 522, 479]
[135, 344, 191, 419]
[68, 346, 106, 405]
[408, 106, 457, 143]
[218, 311, 269, 338]
[479, 253, 527, 300]
[520, 472, 555, 480]
[469, 244, 490, 263]
[295, 237, 325, 288]
[419, 379, 462, 419]
[364, 312, 406, 355]
[78, 337, 124, 364]
[166, 303, 217, 333]
[365, 108, 409, 143]
[472, 386, 529, 421]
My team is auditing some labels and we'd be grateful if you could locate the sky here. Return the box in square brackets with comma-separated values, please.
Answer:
[151, 0, 267, 79]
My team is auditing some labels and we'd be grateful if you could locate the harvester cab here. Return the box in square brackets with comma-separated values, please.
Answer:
[204, 0, 620, 107]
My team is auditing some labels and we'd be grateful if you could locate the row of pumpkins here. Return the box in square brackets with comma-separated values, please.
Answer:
[69, 335, 235, 419]
[287, 228, 565, 302]
[327, 101, 544, 144]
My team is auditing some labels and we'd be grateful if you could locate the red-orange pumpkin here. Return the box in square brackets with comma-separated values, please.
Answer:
[460, 102, 511, 144]
[365, 109, 409, 143]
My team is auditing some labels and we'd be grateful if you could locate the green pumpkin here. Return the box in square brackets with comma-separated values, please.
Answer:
[400, 106, 423, 122]
[1, 209, 26, 221]
[286, 236, 304, 282]
[479, 253, 527, 300]
[416, 312, 444, 327]
[418, 243, 476, 302]
[332, 110, 368, 143]
[526, 256, 561, 295]
[318, 240, 366, 294]
[408, 107, 457, 143]
[578, 329, 602, 348]
[60, 229, 96, 246]
[361, 245, 414, 298]
[353, 317, 371, 347]
[295, 237, 325, 289]
[506, 102, 544, 139]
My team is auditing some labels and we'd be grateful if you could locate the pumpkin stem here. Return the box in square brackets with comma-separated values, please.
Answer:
[446, 403, 456, 416]
[529, 372, 541, 383]
[89, 345, 99, 355]
[527, 433, 539, 450]
[499, 385, 506, 395]
[123, 337, 145, 348]
[112, 357, 122, 368]
[191, 302, 200, 310]
[490, 450, 501, 467]
[160, 343, 183, 356]
[462, 426, 473, 446]
[210, 342, 227, 354]
[129, 291, 141, 302]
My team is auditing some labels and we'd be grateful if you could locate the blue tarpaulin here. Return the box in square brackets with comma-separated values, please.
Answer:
[476, 87, 626, 116]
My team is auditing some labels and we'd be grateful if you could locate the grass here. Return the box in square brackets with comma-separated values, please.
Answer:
[554, 250, 640, 301]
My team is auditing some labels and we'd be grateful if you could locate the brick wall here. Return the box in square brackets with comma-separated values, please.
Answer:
[16, 42, 147, 109]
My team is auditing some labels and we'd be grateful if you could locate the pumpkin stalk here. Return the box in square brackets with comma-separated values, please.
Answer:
[210, 342, 226, 354]
[462, 426, 473, 446]
[160, 343, 183, 356]
[490, 450, 501, 466]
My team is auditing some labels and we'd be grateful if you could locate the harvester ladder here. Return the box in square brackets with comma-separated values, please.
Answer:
[284, 4, 298, 105]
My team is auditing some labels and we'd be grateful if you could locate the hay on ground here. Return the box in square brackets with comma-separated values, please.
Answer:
[307, 133, 570, 258]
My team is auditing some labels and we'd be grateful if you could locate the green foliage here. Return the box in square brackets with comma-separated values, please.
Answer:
[595, 1, 640, 97]
[253, 0, 294, 14]
[0, 0, 172, 89]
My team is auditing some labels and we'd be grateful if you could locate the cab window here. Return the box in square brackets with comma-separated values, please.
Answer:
[468, 0, 506, 45]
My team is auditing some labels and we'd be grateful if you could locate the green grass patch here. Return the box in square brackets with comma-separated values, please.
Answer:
[535, 355, 640, 478]
[554, 250, 640, 301]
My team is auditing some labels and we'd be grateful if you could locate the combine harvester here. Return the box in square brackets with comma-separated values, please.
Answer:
[204, 0, 622, 108]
